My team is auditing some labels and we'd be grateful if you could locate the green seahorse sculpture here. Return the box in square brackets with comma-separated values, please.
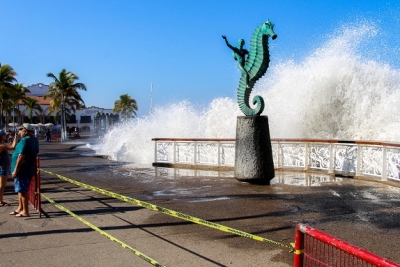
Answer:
[223, 19, 277, 116]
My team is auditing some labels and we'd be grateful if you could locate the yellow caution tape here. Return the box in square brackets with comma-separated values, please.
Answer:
[294, 249, 304, 255]
[40, 193, 166, 267]
[40, 168, 292, 251]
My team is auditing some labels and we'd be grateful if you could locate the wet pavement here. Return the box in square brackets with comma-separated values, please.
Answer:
[1, 138, 400, 266]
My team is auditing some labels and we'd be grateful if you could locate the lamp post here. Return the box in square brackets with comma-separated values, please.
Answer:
[60, 103, 65, 142]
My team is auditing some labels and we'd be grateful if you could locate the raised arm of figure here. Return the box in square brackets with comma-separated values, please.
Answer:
[222, 35, 235, 50]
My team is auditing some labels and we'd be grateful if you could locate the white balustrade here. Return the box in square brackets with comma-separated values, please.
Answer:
[152, 138, 400, 182]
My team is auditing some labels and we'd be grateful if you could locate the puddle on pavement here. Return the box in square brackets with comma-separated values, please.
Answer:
[153, 167, 340, 187]
[155, 167, 233, 179]
[271, 172, 342, 186]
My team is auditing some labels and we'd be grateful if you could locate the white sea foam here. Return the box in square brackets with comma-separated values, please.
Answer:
[260, 23, 400, 140]
[95, 22, 400, 164]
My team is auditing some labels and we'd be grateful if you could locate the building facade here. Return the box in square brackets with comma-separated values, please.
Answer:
[8, 83, 119, 132]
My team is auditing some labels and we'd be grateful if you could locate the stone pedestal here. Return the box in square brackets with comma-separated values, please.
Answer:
[234, 116, 275, 184]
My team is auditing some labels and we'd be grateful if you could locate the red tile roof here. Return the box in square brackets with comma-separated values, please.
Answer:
[18, 96, 53, 105]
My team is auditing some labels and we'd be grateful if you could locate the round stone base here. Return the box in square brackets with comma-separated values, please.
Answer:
[234, 116, 275, 184]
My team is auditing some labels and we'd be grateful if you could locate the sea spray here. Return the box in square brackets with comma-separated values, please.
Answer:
[95, 99, 241, 164]
[96, 22, 400, 164]
[260, 23, 400, 140]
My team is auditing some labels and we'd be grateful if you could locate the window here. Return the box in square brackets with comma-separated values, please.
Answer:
[67, 114, 77, 123]
[80, 116, 92, 123]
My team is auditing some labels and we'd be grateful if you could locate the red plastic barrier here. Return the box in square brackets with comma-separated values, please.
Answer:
[28, 157, 41, 215]
[294, 223, 400, 267]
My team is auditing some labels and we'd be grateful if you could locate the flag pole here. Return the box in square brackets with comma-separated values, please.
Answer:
[150, 83, 153, 115]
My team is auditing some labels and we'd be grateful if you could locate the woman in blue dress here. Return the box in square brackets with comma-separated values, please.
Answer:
[0, 130, 18, 206]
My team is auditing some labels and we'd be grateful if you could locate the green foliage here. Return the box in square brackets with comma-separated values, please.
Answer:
[0, 63, 31, 127]
[45, 69, 86, 138]
[0, 64, 87, 129]
[44, 68, 87, 114]
[0, 63, 18, 95]
[25, 98, 43, 122]
[113, 94, 138, 121]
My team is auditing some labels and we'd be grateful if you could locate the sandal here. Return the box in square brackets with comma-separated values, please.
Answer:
[15, 213, 30, 217]
[0, 202, 9, 207]
[9, 211, 19, 215]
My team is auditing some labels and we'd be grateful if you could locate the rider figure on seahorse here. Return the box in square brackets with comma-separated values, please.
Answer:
[223, 19, 277, 116]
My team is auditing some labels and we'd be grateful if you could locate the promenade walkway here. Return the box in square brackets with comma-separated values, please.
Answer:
[0, 138, 399, 266]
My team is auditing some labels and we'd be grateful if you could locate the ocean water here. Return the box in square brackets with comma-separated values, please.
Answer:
[95, 22, 400, 165]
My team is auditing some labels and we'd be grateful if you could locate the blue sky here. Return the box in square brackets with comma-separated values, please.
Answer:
[2, 1, 400, 117]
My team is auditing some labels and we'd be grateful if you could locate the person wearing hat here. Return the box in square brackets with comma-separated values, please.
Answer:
[0, 130, 18, 207]
[10, 123, 39, 217]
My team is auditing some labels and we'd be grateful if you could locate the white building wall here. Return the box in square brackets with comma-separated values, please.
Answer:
[75, 106, 115, 132]
[24, 83, 118, 132]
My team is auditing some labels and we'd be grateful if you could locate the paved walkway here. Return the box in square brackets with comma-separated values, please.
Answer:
[1, 139, 400, 266]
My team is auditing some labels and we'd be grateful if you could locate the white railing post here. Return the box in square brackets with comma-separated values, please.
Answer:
[356, 145, 362, 177]
[154, 140, 158, 163]
[277, 142, 281, 168]
[194, 141, 197, 165]
[329, 144, 334, 174]
[218, 142, 221, 166]
[304, 143, 309, 171]
[382, 146, 387, 181]
[173, 141, 176, 163]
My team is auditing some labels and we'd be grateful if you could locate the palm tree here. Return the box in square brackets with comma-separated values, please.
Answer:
[24, 98, 43, 123]
[44, 69, 86, 141]
[12, 83, 30, 102]
[113, 94, 138, 121]
[0, 63, 18, 128]
[10, 83, 30, 127]
[0, 92, 14, 129]
[0, 63, 17, 94]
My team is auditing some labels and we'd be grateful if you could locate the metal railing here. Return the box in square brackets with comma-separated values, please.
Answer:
[152, 138, 400, 182]
[294, 223, 400, 267]
[152, 138, 235, 170]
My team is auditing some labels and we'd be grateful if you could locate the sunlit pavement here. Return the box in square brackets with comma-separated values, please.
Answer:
[0, 139, 399, 266]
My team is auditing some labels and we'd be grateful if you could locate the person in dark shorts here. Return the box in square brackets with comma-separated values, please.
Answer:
[10, 124, 39, 217]
[45, 129, 51, 142]
[0, 130, 18, 206]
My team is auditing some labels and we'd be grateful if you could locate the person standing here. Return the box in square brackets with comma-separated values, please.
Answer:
[0, 130, 18, 206]
[45, 129, 51, 142]
[10, 123, 39, 217]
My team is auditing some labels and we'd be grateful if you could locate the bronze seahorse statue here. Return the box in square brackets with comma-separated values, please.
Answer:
[223, 19, 277, 116]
